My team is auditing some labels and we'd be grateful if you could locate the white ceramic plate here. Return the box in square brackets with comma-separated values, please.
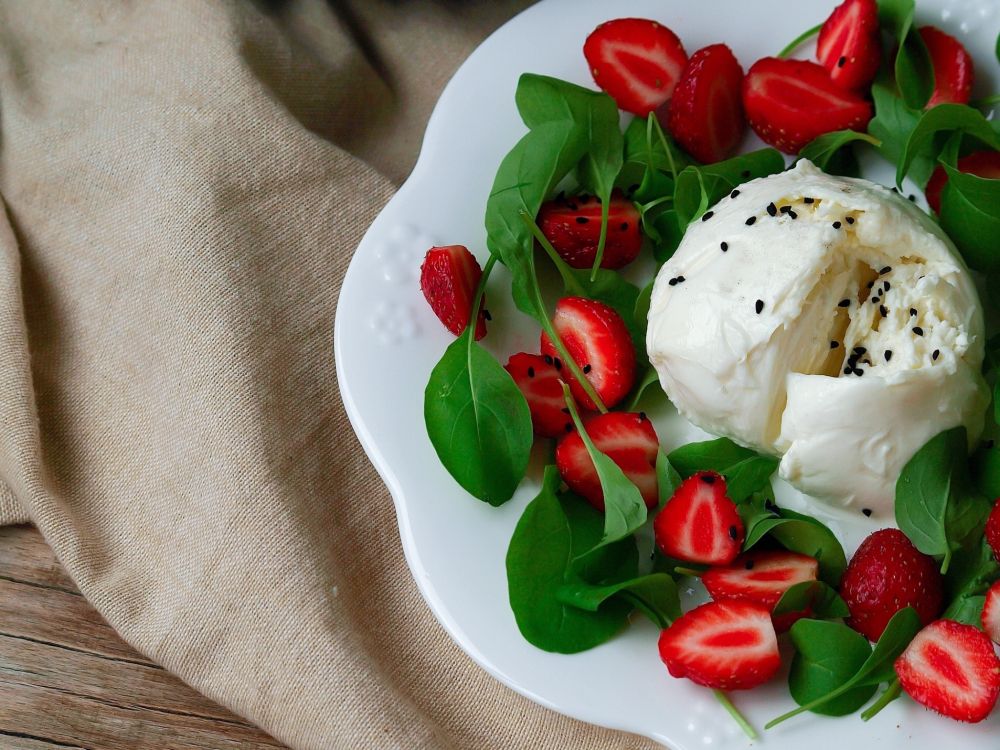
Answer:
[335, 1, 1000, 747]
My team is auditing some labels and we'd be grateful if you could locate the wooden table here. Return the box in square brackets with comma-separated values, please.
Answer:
[0, 525, 285, 750]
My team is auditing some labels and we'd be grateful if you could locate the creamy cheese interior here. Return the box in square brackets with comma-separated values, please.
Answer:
[646, 160, 988, 518]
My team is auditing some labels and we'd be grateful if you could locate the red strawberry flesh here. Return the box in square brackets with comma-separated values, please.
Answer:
[504, 352, 572, 438]
[654, 471, 743, 565]
[419, 245, 487, 339]
[816, 0, 882, 91]
[919, 26, 975, 107]
[537, 190, 643, 270]
[988, 497, 1000, 563]
[983, 580, 1000, 646]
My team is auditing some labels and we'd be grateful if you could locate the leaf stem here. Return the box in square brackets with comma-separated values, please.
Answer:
[469, 254, 499, 325]
[713, 690, 758, 741]
[971, 93, 1000, 109]
[520, 210, 585, 296]
[589, 200, 611, 282]
[650, 114, 678, 179]
[673, 566, 704, 578]
[860, 679, 902, 721]
[778, 23, 822, 58]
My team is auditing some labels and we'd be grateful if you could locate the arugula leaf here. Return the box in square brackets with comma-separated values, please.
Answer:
[942, 538, 1000, 626]
[506, 467, 637, 653]
[649, 208, 685, 262]
[767, 608, 921, 727]
[557, 573, 681, 628]
[895, 426, 991, 573]
[788, 620, 877, 716]
[668, 438, 778, 503]
[576, 113, 624, 279]
[896, 104, 1000, 187]
[656, 449, 683, 509]
[744, 506, 847, 586]
[799, 130, 880, 176]
[971, 443, 1000, 498]
[773, 580, 850, 621]
[939, 166, 1000, 273]
[869, 84, 935, 188]
[562, 384, 647, 549]
[877, 0, 934, 110]
[623, 114, 689, 193]
[673, 149, 785, 226]
[423, 257, 533, 506]
[625, 366, 660, 412]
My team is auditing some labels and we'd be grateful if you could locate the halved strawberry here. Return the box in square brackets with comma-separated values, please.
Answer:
[583, 18, 688, 115]
[983, 581, 1000, 645]
[419, 245, 486, 339]
[925, 152, 1000, 214]
[664, 44, 746, 164]
[504, 353, 572, 438]
[895, 619, 1000, 723]
[742, 57, 873, 154]
[920, 26, 975, 107]
[840, 528, 944, 641]
[537, 191, 643, 270]
[539, 297, 635, 411]
[658, 600, 782, 691]
[816, 0, 881, 92]
[654, 472, 744, 565]
[555, 411, 659, 510]
[987, 497, 1000, 563]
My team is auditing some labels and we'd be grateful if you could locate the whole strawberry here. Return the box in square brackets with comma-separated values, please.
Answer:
[840, 528, 944, 641]
[986, 497, 1000, 562]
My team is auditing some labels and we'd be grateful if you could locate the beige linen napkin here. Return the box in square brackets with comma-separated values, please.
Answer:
[0, 0, 660, 747]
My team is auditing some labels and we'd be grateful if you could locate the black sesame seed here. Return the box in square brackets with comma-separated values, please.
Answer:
[701, 474, 716, 485]
[846, 216, 855, 224]
[871, 297, 880, 304]
[483, 309, 492, 321]
[554, 358, 562, 370]
[767, 202, 777, 217]
[789, 210, 798, 219]
[676, 275, 686, 283]
[854, 368, 864, 376]
[729, 525, 739, 540]
[741, 169, 751, 178]
[932, 349, 940, 361]
[833, 221, 842, 229]
[838, 56, 847, 67]
[668, 278, 678, 286]
[565, 423, 573, 433]
[755, 299, 764, 314]
[721, 241, 729, 252]
[854, 346, 867, 355]
[804, 197, 815, 204]
[780, 205, 791, 214]
[702, 211, 714, 222]
[746, 216, 757, 225]
[883, 281, 890, 291]
[543, 355, 553, 365]
[731, 189, 740, 199]
[885, 350, 893, 361]
[830, 340, 840, 349]
[844, 366, 853, 375]
[838, 299, 851, 308]
[862, 508, 873, 517]
[639, 411, 647, 421]
[583, 364, 592, 374]
[908, 194, 917, 202]
[910, 307, 917, 317]
[745, 559, 755, 570]
[527, 366, 535, 378]
[575, 216, 588, 224]
[913, 326, 924, 336]
[880, 305, 888, 318]
[620, 221, 629, 231]
[880, 266, 891, 275]
[867, 281, 875, 289]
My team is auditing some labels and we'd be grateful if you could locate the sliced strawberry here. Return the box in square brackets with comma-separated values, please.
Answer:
[840, 528, 944, 641]
[987, 497, 1000, 563]
[816, 0, 881, 92]
[583, 18, 688, 115]
[704, 550, 818, 604]
[658, 600, 782, 691]
[537, 191, 643, 270]
[555, 411, 659, 510]
[504, 353, 572, 438]
[895, 619, 1000, 723]
[742, 57, 873, 154]
[539, 297, 635, 411]
[925, 151, 1000, 214]
[983, 581, 1000, 646]
[654, 472, 744, 565]
[919, 26, 975, 107]
[419, 245, 486, 339]
[664, 44, 746, 164]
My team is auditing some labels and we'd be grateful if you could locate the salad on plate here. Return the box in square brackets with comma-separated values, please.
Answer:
[416, 0, 1000, 738]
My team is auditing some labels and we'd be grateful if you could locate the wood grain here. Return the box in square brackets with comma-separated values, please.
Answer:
[0, 525, 287, 750]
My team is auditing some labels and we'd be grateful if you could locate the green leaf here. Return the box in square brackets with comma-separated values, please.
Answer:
[668, 438, 778, 503]
[939, 166, 1000, 273]
[895, 426, 990, 573]
[745, 507, 847, 586]
[767, 608, 921, 727]
[788, 620, 877, 716]
[971, 443, 1000, 498]
[626, 366, 661, 412]
[650, 208, 685, 262]
[897, 104, 1000, 187]
[942, 538, 1000, 626]
[423, 325, 533, 507]
[773, 580, 850, 621]
[562, 385, 647, 550]
[656, 449, 683, 509]
[557, 572, 681, 628]
[799, 130, 880, 176]
[506, 467, 637, 653]
[674, 149, 785, 226]
[869, 84, 935, 188]
[877, 0, 934, 110]
[623, 114, 689, 189]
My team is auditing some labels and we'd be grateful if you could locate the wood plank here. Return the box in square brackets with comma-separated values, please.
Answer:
[0, 732, 86, 750]
[0, 526, 77, 594]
